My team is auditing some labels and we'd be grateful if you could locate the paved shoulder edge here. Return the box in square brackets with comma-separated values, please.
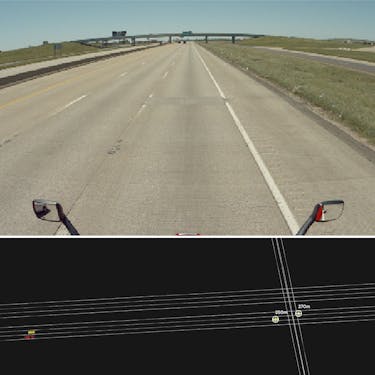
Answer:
[0, 44, 163, 90]
[197, 44, 375, 164]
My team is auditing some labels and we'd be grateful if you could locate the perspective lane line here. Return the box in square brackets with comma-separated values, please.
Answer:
[52, 95, 87, 116]
[0, 46, 165, 111]
[0, 79, 76, 111]
[194, 45, 300, 234]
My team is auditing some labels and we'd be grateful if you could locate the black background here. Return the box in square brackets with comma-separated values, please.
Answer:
[0, 237, 373, 373]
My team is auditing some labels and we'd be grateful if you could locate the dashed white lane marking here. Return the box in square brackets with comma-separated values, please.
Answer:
[62, 95, 87, 109]
[162, 71, 169, 79]
[53, 95, 87, 116]
[137, 103, 147, 116]
[194, 46, 300, 235]
[120, 72, 128, 77]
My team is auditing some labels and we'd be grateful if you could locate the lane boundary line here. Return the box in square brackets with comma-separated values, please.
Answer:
[194, 45, 299, 234]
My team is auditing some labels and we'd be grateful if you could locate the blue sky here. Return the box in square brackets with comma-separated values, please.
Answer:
[0, 1, 374, 51]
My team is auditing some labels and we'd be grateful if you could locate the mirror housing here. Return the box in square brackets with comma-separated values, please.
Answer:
[296, 199, 344, 235]
[32, 199, 65, 222]
[314, 200, 344, 222]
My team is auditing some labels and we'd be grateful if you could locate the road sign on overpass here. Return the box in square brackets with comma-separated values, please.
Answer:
[112, 31, 127, 38]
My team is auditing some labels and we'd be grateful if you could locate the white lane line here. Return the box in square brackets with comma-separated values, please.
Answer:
[120, 72, 128, 77]
[63, 95, 87, 110]
[136, 104, 147, 117]
[162, 71, 169, 79]
[194, 46, 300, 234]
[53, 95, 87, 116]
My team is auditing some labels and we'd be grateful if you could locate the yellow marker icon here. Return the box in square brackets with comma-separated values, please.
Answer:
[272, 316, 280, 324]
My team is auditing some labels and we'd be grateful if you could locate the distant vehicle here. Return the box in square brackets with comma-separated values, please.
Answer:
[32, 199, 344, 235]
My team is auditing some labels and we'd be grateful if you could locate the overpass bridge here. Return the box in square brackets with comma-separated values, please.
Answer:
[75, 32, 265, 46]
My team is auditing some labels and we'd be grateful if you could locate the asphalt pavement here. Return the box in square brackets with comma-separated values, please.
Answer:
[0, 42, 374, 235]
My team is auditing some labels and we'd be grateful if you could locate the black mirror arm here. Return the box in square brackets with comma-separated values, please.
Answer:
[295, 204, 320, 235]
[61, 216, 80, 235]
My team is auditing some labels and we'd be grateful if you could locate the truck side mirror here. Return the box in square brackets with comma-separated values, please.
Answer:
[314, 200, 344, 222]
[32, 199, 65, 222]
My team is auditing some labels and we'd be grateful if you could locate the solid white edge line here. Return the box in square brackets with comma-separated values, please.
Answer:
[194, 45, 300, 235]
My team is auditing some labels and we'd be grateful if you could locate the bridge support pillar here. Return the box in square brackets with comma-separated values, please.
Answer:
[131, 37, 136, 46]
[232, 35, 236, 44]
[205, 35, 208, 43]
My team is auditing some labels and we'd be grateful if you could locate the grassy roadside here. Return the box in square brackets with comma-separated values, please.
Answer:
[238, 36, 375, 63]
[199, 41, 375, 145]
[0, 42, 128, 70]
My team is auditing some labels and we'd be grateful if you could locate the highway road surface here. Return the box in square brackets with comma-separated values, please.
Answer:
[0, 42, 374, 235]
